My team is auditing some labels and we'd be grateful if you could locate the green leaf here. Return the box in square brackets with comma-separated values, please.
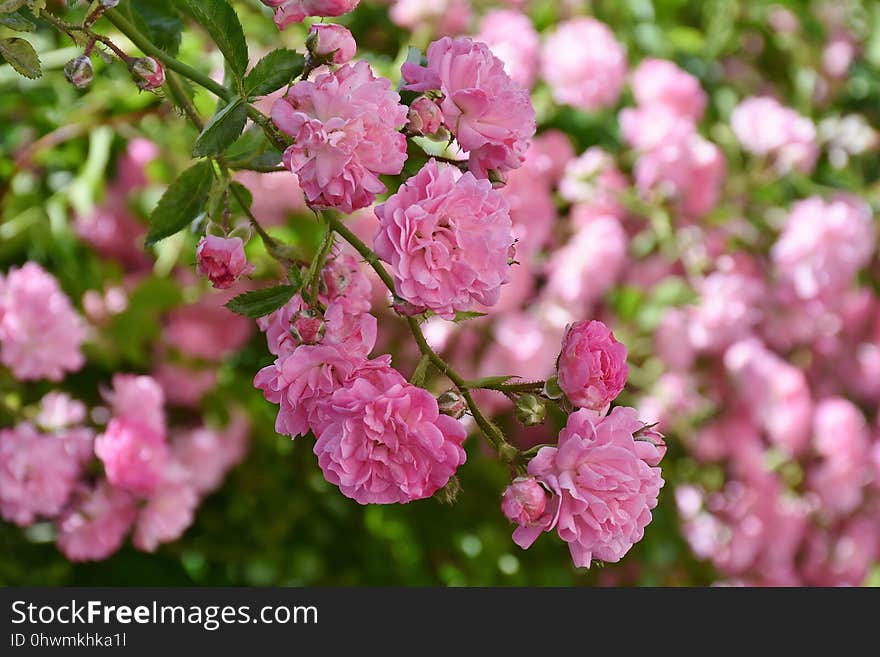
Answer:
[192, 98, 248, 157]
[229, 181, 253, 214]
[453, 310, 487, 322]
[146, 161, 215, 245]
[25, 0, 45, 15]
[225, 285, 299, 319]
[224, 126, 283, 170]
[0, 0, 27, 13]
[0, 37, 40, 79]
[182, 0, 248, 83]
[244, 49, 305, 98]
[120, 0, 183, 57]
[0, 11, 34, 31]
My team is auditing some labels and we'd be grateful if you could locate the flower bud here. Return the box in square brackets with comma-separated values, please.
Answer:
[307, 23, 356, 65]
[64, 55, 94, 89]
[407, 96, 443, 137]
[502, 477, 548, 526]
[130, 57, 165, 90]
[196, 235, 255, 289]
[543, 376, 564, 400]
[391, 296, 426, 317]
[99, 0, 121, 7]
[437, 390, 467, 419]
[633, 425, 667, 467]
[290, 308, 326, 345]
[515, 394, 546, 427]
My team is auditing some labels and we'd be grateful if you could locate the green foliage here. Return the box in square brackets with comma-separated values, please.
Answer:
[145, 160, 215, 245]
[244, 49, 306, 98]
[0, 36, 40, 78]
[193, 99, 248, 157]
[225, 283, 301, 319]
[181, 0, 248, 84]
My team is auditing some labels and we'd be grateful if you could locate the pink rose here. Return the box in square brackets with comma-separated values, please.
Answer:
[261, 0, 360, 29]
[104, 373, 166, 435]
[631, 58, 707, 120]
[36, 392, 87, 431]
[731, 96, 818, 174]
[390, 0, 472, 38]
[94, 418, 170, 497]
[540, 18, 627, 111]
[402, 37, 536, 179]
[559, 148, 628, 216]
[501, 477, 549, 525]
[0, 262, 87, 382]
[374, 159, 514, 319]
[56, 482, 138, 562]
[133, 478, 199, 552]
[313, 359, 467, 504]
[196, 235, 255, 289]
[475, 9, 539, 88]
[272, 61, 408, 213]
[172, 415, 249, 496]
[307, 23, 356, 64]
[557, 320, 629, 411]
[0, 423, 85, 526]
[512, 407, 664, 567]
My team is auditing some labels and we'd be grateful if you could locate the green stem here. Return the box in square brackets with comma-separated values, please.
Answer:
[164, 71, 204, 131]
[303, 213, 335, 305]
[464, 379, 545, 394]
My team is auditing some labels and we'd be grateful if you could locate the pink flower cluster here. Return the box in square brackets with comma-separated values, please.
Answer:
[731, 96, 818, 174]
[261, 0, 360, 29]
[255, 251, 467, 505]
[0, 378, 249, 561]
[373, 159, 514, 319]
[0, 262, 87, 382]
[620, 59, 725, 218]
[475, 10, 540, 89]
[273, 61, 408, 213]
[402, 36, 536, 179]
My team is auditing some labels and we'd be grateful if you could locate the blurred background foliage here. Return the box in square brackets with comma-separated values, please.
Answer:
[1, 0, 879, 585]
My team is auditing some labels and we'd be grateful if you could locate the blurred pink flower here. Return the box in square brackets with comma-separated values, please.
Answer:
[105, 374, 166, 435]
[133, 478, 199, 552]
[731, 96, 818, 174]
[56, 482, 138, 562]
[631, 58, 706, 120]
[475, 9, 539, 88]
[262, 0, 360, 29]
[559, 148, 628, 216]
[95, 418, 169, 497]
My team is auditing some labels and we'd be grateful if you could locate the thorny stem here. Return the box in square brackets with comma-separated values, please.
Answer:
[326, 215, 517, 463]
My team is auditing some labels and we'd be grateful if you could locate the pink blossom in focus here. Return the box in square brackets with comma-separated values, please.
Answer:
[196, 236, 255, 289]
[772, 195, 875, 302]
[513, 407, 664, 567]
[308, 23, 357, 64]
[313, 359, 467, 504]
[272, 61, 408, 213]
[631, 58, 706, 120]
[540, 18, 627, 111]
[373, 159, 514, 319]
[475, 10, 539, 89]
[0, 263, 87, 382]
[502, 477, 549, 525]
[94, 418, 169, 497]
[557, 320, 629, 411]
[731, 97, 818, 174]
[0, 423, 84, 526]
[261, 0, 360, 29]
[56, 483, 138, 562]
[402, 37, 536, 179]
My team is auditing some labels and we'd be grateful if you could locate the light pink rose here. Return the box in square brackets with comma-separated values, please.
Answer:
[0, 423, 85, 526]
[0, 262, 87, 382]
[374, 159, 514, 319]
[557, 320, 629, 411]
[540, 18, 627, 111]
[56, 482, 138, 562]
[731, 96, 818, 174]
[36, 392, 87, 431]
[196, 235, 255, 289]
[619, 104, 695, 151]
[133, 478, 199, 552]
[307, 23, 356, 64]
[475, 9, 539, 88]
[104, 374, 166, 435]
[153, 363, 218, 408]
[261, 0, 360, 29]
[164, 291, 253, 361]
[521, 130, 575, 186]
[513, 407, 664, 567]
[172, 415, 249, 496]
[559, 148, 628, 216]
[687, 267, 764, 353]
[501, 166, 556, 258]
[654, 308, 695, 371]
[772, 195, 875, 302]
[502, 476, 549, 525]
[390, 0, 472, 37]
[802, 517, 879, 586]
[94, 418, 170, 497]
[313, 359, 467, 504]
[402, 37, 536, 179]
[272, 61, 408, 213]
[631, 58, 707, 120]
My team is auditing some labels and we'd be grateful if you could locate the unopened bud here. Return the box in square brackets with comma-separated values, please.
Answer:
[64, 55, 94, 89]
[130, 57, 165, 90]
[99, 0, 121, 7]
[501, 477, 549, 526]
[543, 376, 564, 400]
[515, 394, 546, 426]
[434, 476, 461, 505]
[437, 390, 466, 419]
[633, 424, 667, 467]
[307, 23, 356, 65]
[407, 96, 443, 137]
[391, 296, 425, 317]
[290, 308, 326, 345]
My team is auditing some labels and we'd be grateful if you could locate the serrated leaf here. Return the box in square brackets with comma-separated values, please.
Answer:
[0, 12, 34, 31]
[120, 0, 183, 57]
[146, 161, 215, 245]
[224, 126, 283, 170]
[182, 0, 248, 83]
[225, 285, 299, 318]
[193, 98, 247, 157]
[453, 310, 487, 322]
[244, 49, 305, 98]
[0, 37, 40, 78]
[0, 0, 26, 13]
